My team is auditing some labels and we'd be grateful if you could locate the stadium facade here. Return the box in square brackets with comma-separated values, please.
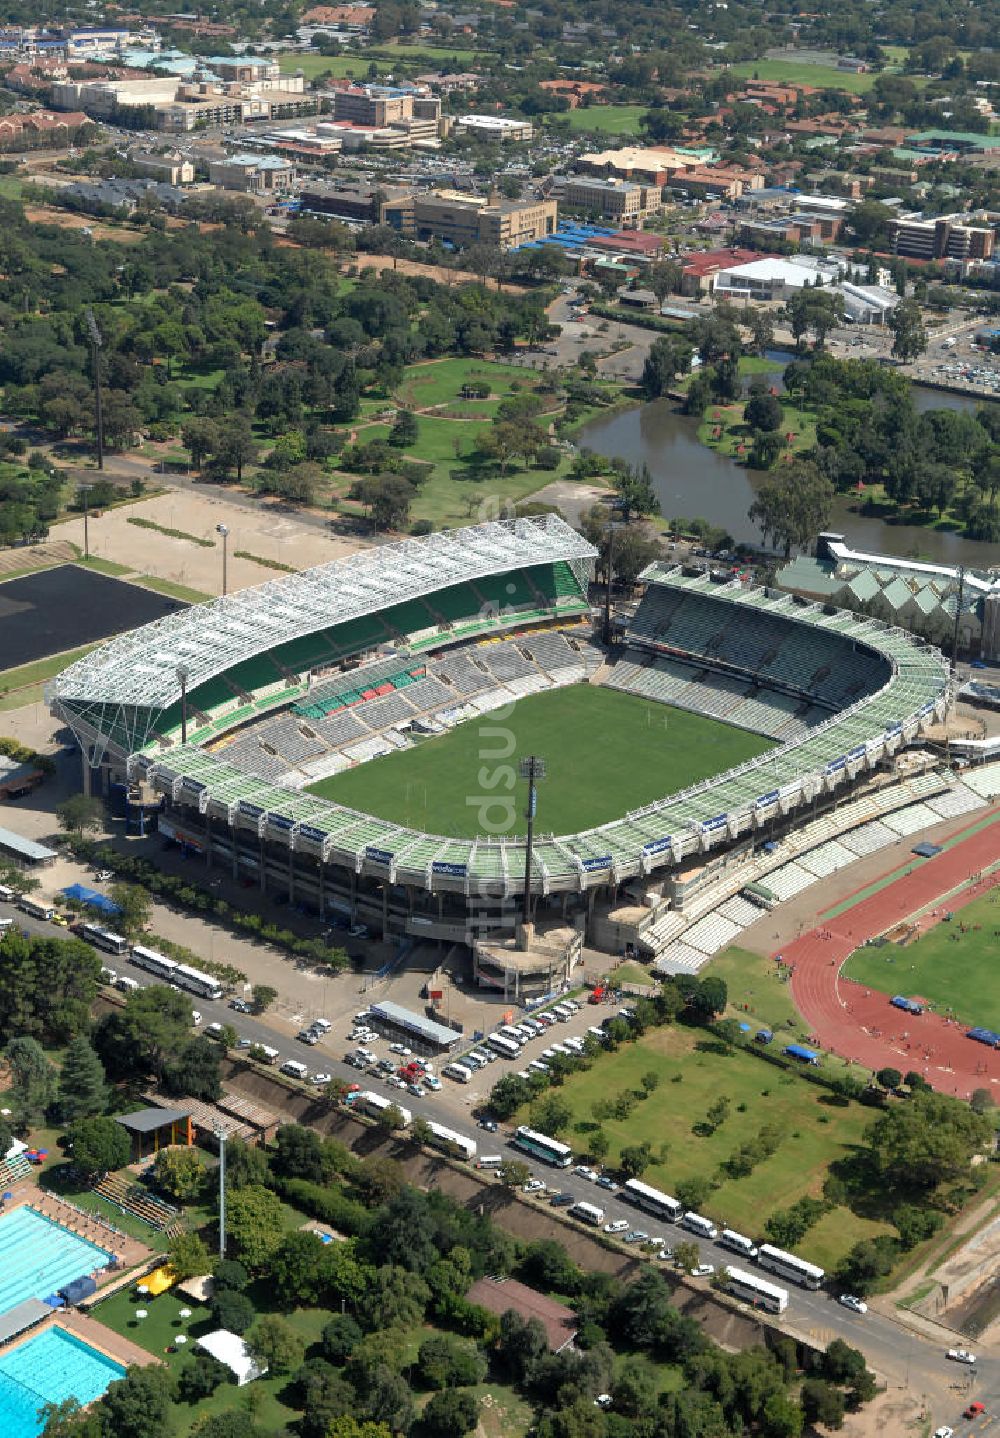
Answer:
[48, 516, 952, 955]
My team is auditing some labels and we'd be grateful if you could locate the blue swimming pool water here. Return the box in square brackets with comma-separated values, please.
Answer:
[0, 1208, 112, 1313]
[0, 1327, 125, 1438]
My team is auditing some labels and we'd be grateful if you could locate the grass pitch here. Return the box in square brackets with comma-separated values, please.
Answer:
[842, 889, 1000, 1030]
[308, 684, 773, 838]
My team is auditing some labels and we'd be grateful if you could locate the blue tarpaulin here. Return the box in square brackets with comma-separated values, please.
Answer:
[784, 1044, 820, 1065]
[60, 884, 122, 916]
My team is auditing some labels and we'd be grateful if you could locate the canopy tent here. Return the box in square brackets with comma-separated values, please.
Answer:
[195, 1329, 266, 1386]
[60, 884, 122, 916]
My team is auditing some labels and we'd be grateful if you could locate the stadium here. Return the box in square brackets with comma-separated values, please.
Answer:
[48, 515, 953, 985]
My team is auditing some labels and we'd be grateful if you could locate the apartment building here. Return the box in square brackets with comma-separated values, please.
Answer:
[385, 190, 556, 248]
[560, 176, 661, 225]
[889, 214, 995, 260]
[207, 153, 295, 194]
[129, 147, 194, 184]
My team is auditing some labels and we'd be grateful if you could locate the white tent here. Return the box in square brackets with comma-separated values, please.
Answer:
[195, 1329, 266, 1386]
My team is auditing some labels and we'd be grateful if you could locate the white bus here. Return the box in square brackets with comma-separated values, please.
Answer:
[487, 1033, 520, 1059]
[426, 1120, 477, 1163]
[622, 1179, 683, 1223]
[499, 1025, 525, 1046]
[720, 1228, 759, 1260]
[443, 1062, 472, 1084]
[569, 1201, 605, 1227]
[512, 1125, 573, 1168]
[725, 1266, 788, 1314]
[19, 896, 54, 920]
[130, 943, 180, 982]
[477, 1154, 503, 1171]
[757, 1244, 824, 1290]
[357, 1090, 412, 1128]
[80, 923, 129, 956]
[174, 963, 224, 1001]
[682, 1212, 719, 1240]
[0, 883, 17, 903]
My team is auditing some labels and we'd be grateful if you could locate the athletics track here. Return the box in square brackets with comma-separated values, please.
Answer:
[782, 820, 1000, 1100]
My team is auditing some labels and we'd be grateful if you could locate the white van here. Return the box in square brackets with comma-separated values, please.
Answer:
[443, 1062, 472, 1084]
[683, 1212, 719, 1240]
[0, 883, 16, 903]
[99, 965, 117, 984]
[115, 975, 140, 993]
[255, 1044, 281, 1065]
[280, 1059, 309, 1081]
[477, 1154, 503, 1170]
[552, 1003, 572, 1022]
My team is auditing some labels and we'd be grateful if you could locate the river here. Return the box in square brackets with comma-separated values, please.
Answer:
[575, 376, 1000, 566]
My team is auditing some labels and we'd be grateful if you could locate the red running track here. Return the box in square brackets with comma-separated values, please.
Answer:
[783, 822, 1000, 1100]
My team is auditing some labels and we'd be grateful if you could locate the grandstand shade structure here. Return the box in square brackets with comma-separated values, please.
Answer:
[47, 523, 951, 940]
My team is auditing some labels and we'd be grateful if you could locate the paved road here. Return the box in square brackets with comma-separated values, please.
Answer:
[4, 897, 998, 1420]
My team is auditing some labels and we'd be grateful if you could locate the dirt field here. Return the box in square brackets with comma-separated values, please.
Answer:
[52, 490, 366, 596]
[24, 206, 146, 244]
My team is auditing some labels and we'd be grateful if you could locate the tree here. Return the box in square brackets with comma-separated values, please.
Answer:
[225, 1184, 287, 1268]
[389, 409, 418, 448]
[747, 309, 775, 356]
[56, 794, 104, 836]
[213, 1258, 250, 1292]
[748, 461, 834, 557]
[848, 199, 892, 246]
[422, 1389, 479, 1438]
[352, 473, 414, 532]
[69, 1115, 130, 1176]
[182, 417, 221, 470]
[785, 289, 844, 349]
[417, 1333, 487, 1389]
[5, 1035, 55, 1126]
[864, 1092, 993, 1188]
[94, 984, 196, 1082]
[212, 1287, 256, 1334]
[888, 298, 928, 363]
[672, 1240, 701, 1274]
[613, 462, 660, 524]
[530, 1093, 572, 1135]
[99, 1366, 175, 1438]
[498, 1159, 531, 1189]
[153, 1145, 205, 1201]
[56, 1034, 106, 1122]
[322, 1313, 363, 1364]
[640, 334, 694, 398]
[269, 1230, 330, 1306]
[167, 1229, 211, 1281]
[214, 415, 258, 482]
[253, 985, 277, 1013]
[107, 883, 151, 938]
[248, 1315, 306, 1375]
[274, 1124, 326, 1183]
[163, 1037, 222, 1102]
[876, 1067, 901, 1091]
[647, 261, 682, 304]
[971, 1088, 995, 1115]
[178, 1352, 230, 1402]
[220, 1136, 268, 1190]
[619, 1142, 652, 1179]
[691, 976, 727, 1019]
[745, 392, 783, 433]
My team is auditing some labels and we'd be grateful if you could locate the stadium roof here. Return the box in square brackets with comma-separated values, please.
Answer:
[49, 516, 596, 713]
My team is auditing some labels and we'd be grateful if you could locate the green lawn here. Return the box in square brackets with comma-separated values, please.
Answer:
[842, 891, 1000, 1030]
[525, 1024, 892, 1269]
[700, 946, 804, 1035]
[393, 358, 543, 413]
[725, 58, 880, 93]
[309, 685, 773, 837]
[554, 105, 650, 136]
[0, 640, 99, 698]
[133, 575, 211, 604]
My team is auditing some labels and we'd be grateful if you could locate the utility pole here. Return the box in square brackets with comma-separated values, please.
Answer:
[216, 523, 229, 596]
[176, 664, 189, 746]
[85, 309, 104, 472]
[216, 1128, 228, 1259]
[519, 755, 545, 930]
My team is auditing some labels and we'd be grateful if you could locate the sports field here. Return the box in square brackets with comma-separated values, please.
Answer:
[309, 684, 773, 837]
[842, 890, 1000, 1031]
[726, 58, 879, 93]
[517, 1023, 892, 1269]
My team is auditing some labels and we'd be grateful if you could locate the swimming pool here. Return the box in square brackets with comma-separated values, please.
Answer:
[0, 1327, 125, 1438]
[0, 1208, 112, 1314]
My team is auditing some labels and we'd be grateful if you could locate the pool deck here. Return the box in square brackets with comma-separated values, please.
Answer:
[57, 1308, 160, 1369]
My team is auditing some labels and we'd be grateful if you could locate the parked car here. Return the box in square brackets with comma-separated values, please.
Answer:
[692, 1264, 715, 1279]
[596, 1176, 619, 1192]
[478, 1118, 498, 1133]
[523, 1179, 546, 1194]
[963, 1404, 985, 1420]
[574, 1165, 599, 1182]
[312, 1073, 333, 1086]
[549, 1192, 574, 1207]
[604, 1219, 630, 1235]
[229, 998, 251, 1013]
[949, 1350, 976, 1365]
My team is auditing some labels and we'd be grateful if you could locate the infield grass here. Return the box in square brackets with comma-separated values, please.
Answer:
[520, 1023, 892, 1269]
[842, 889, 1000, 1030]
[309, 684, 773, 837]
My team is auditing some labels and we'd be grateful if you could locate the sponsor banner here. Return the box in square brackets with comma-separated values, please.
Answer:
[365, 846, 393, 865]
[432, 861, 468, 877]
[642, 836, 673, 856]
[267, 813, 294, 832]
[237, 800, 264, 820]
[581, 855, 612, 872]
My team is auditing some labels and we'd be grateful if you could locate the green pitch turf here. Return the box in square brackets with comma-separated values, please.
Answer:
[308, 684, 773, 838]
[842, 889, 1000, 1030]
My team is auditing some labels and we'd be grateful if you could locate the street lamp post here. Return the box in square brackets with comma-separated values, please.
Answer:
[80, 483, 93, 560]
[519, 755, 546, 930]
[176, 664, 190, 746]
[216, 523, 230, 597]
[85, 309, 104, 472]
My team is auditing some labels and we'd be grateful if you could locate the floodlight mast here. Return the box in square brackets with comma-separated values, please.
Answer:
[519, 755, 545, 928]
[85, 309, 104, 472]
